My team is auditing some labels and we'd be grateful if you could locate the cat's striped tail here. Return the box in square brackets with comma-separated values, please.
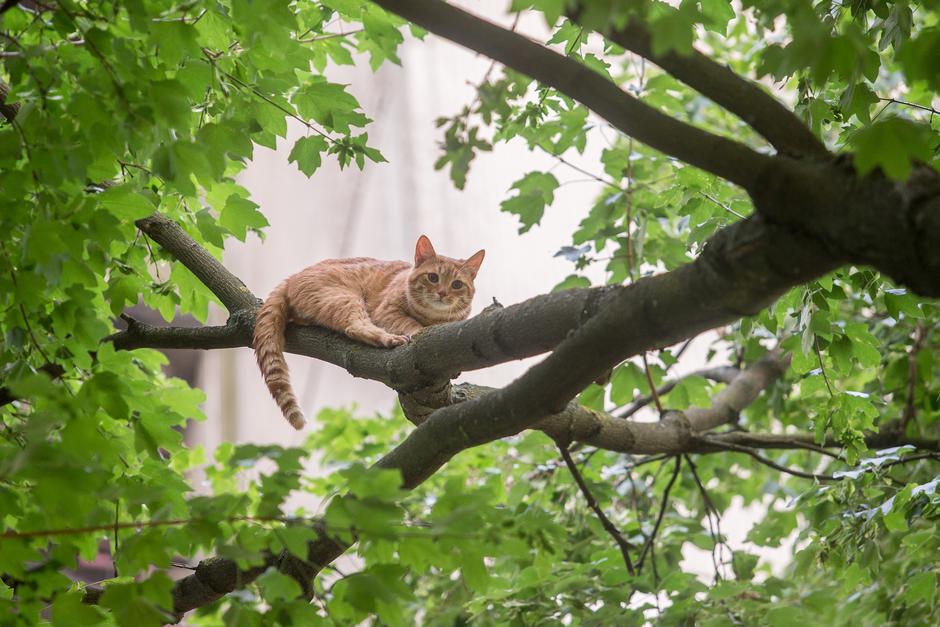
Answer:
[253, 281, 305, 430]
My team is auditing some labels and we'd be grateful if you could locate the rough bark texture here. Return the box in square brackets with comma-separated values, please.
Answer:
[3, 1, 937, 621]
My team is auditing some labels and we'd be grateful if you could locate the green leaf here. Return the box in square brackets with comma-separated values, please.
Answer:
[294, 81, 368, 133]
[220, 194, 269, 242]
[500, 172, 559, 233]
[700, 0, 734, 35]
[288, 136, 329, 177]
[52, 590, 107, 626]
[97, 185, 156, 221]
[552, 274, 591, 292]
[99, 574, 175, 627]
[904, 571, 936, 605]
[257, 568, 303, 603]
[851, 117, 934, 181]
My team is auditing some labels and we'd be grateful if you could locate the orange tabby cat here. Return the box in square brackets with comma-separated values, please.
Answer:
[253, 236, 485, 429]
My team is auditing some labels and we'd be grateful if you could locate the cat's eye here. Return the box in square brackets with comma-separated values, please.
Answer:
[451, 280, 464, 289]
[427, 272, 439, 283]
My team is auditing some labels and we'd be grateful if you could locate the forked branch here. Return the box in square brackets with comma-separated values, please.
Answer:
[568, 11, 829, 159]
[371, 0, 771, 191]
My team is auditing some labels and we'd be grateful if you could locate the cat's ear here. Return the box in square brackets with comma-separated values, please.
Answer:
[414, 235, 437, 266]
[464, 249, 485, 278]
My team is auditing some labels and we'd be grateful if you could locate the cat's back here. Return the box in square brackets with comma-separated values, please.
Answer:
[292, 256, 410, 292]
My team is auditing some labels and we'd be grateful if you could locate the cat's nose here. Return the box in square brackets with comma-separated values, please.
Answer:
[437, 289, 447, 298]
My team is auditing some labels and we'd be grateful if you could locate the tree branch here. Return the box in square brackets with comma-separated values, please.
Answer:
[697, 437, 839, 481]
[371, 0, 771, 191]
[558, 445, 635, 575]
[636, 456, 681, 571]
[684, 351, 789, 431]
[570, 12, 829, 159]
[900, 321, 926, 434]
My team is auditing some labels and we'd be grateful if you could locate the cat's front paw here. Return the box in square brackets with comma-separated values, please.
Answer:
[380, 333, 410, 348]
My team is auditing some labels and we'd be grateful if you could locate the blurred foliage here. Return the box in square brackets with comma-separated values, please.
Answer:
[1, 0, 939, 625]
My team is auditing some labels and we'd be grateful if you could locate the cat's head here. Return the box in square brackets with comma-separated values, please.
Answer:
[407, 235, 484, 323]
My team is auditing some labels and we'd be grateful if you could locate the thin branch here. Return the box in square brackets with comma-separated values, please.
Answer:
[814, 335, 835, 397]
[206, 55, 336, 144]
[554, 154, 623, 191]
[636, 456, 681, 571]
[297, 28, 363, 43]
[683, 454, 726, 580]
[684, 352, 789, 432]
[372, 0, 771, 191]
[701, 192, 746, 219]
[641, 354, 664, 415]
[699, 437, 839, 482]
[878, 97, 940, 117]
[880, 452, 940, 470]
[900, 321, 926, 434]
[558, 445, 635, 575]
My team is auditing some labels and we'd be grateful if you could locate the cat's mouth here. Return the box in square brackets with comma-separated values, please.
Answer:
[428, 298, 453, 309]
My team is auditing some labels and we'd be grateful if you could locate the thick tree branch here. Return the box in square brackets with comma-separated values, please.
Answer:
[569, 12, 829, 159]
[376, 217, 836, 488]
[369, 3, 940, 298]
[371, 0, 771, 191]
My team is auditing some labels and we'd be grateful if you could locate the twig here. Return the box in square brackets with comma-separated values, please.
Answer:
[877, 97, 940, 117]
[900, 321, 926, 434]
[636, 456, 680, 571]
[814, 335, 835, 397]
[683, 454, 725, 580]
[203, 51, 335, 144]
[701, 438, 839, 481]
[625, 138, 636, 282]
[112, 501, 119, 578]
[297, 28, 363, 43]
[554, 154, 623, 191]
[627, 454, 673, 470]
[558, 445, 635, 575]
[700, 192, 746, 219]
[641, 354, 664, 415]
[171, 562, 197, 570]
[880, 452, 940, 470]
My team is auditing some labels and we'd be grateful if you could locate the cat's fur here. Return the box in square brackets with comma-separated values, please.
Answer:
[253, 236, 485, 430]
